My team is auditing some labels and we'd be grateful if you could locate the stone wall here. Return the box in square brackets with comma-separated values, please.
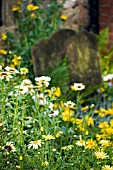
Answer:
[58, 0, 90, 32]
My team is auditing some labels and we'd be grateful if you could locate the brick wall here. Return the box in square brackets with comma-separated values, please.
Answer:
[99, 0, 113, 45]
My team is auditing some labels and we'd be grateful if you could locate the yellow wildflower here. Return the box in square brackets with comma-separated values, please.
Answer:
[94, 151, 109, 159]
[55, 131, 63, 138]
[102, 165, 113, 170]
[27, 4, 39, 11]
[53, 103, 58, 109]
[106, 108, 113, 115]
[32, 6, 39, 10]
[81, 105, 89, 112]
[98, 122, 109, 129]
[30, 13, 36, 19]
[76, 135, 85, 147]
[99, 108, 107, 117]
[12, 6, 21, 12]
[12, 55, 21, 66]
[17, 0, 21, 5]
[19, 155, 23, 160]
[104, 127, 113, 135]
[61, 145, 74, 150]
[40, 127, 44, 132]
[62, 106, 74, 121]
[20, 68, 28, 75]
[95, 133, 106, 141]
[15, 165, 21, 169]
[110, 119, 113, 127]
[60, 14, 68, 20]
[54, 87, 61, 97]
[99, 140, 110, 148]
[0, 49, 7, 55]
[85, 138, 97, 150]
[85, 116, 94, 126]
[9, 64, 15, 68]
[42, 134, 55, 141]
[42, 161, 49, 167]
[99, 87, 105, 93]
[94, 109, 99, 114]
[1, 33, 7, 40]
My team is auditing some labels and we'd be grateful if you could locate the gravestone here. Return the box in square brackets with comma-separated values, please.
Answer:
[31, 29, 102, 86]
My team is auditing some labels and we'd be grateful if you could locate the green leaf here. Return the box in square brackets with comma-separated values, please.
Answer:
[48, 58, 70, 93]
[97, 27, 109, 54]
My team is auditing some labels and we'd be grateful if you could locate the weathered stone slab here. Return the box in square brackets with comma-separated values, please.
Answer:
[31, 29, 102, 86]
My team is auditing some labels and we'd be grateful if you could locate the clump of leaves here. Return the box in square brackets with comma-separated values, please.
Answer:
[97, 27, 113, 75]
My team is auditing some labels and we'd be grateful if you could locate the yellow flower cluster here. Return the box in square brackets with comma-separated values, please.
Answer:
[94, 107, 113, 117]
[0, 49, 7, 55]
[12, 6, 21, 12]
[1, 33, 7, 40]
[12, 54, 22, 66]
[27, 4, 39, 11]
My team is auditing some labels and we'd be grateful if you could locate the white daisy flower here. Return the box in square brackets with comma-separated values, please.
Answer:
[70, 83, 85, 91]
[5, 66, 19, 74]
[28, 140, 43, 149]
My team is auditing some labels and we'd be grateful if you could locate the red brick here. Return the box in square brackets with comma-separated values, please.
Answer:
[109, 24, 113, 32]
[109, 15, 113, 22]
[99, 14, 110, 23]
[109, 32, 113, 42]
[99, 23, 110, 30]
[108, 0, 113, 5]
[107, 7, 113, 15]
[99, 6, 111, 15]
[100, 0, 108, 4]
[100, 0, 112, 5]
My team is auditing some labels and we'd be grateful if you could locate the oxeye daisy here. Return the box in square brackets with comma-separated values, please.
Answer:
[35, 76, 51, 87]
[0, 72, 13, 81]
[102, 165, 113, 170]
[5, 66, 19, 74]
[76, 135, 85, 147]
[94, 151, 109, 159]
[15, 85, 28, 94]
[21, 79, 33, 87]
[64, 101, 76, 109]
[28, 140, 43, 149]
[70, 83, 85, 91]
[3, 141, 16, 152]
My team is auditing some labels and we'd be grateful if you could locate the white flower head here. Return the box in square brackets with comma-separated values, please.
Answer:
[32, 93, 48, 105]
[5, 66, 19, 74]
[0, 65, 2, 70]
[15, 85, 28, 94]
[21, 79, 33, 87]
[35, 76, 51, 87]
[71, 83, 85, 91]
[64, 101, 75, 109]
[102, 165, 113, 170]
[103, 74, 113, 81]
[3, 141, 16, 152]
[49, 109, 59, 117]
[28, 140, 43, 149]
[0, 72, 13, 81]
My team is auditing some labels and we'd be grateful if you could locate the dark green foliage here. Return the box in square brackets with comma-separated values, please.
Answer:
[48, 58, 70, 93]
